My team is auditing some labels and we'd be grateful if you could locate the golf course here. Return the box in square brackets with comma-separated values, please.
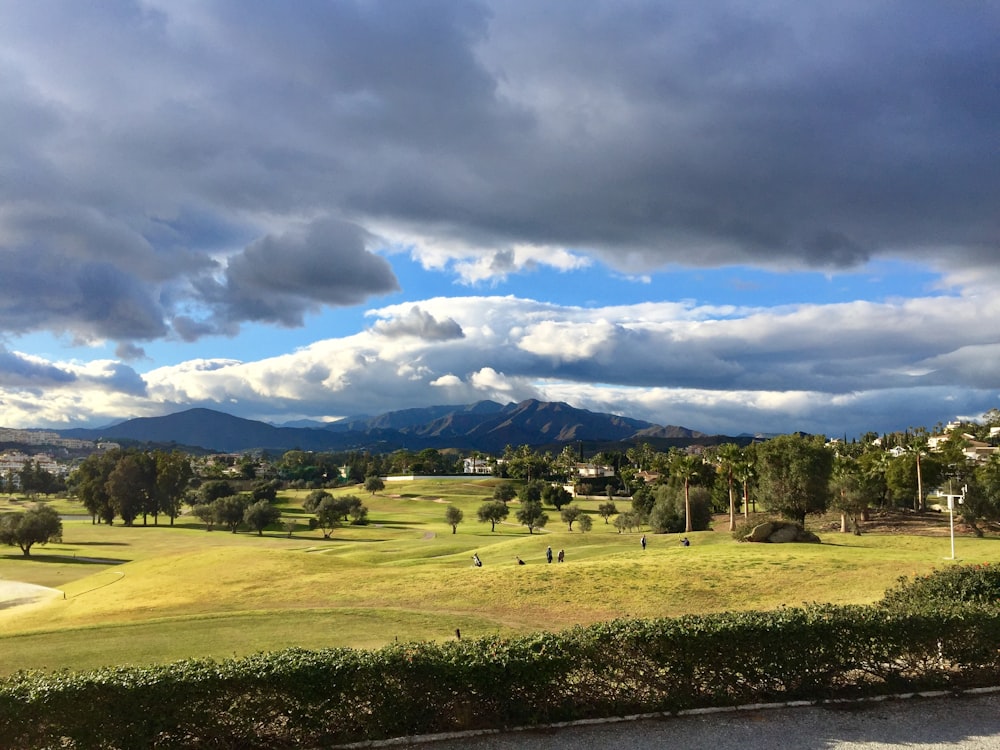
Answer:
[2, 478, 998, 676]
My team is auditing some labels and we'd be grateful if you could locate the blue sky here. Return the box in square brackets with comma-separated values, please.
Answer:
[0, 1, 998, 438]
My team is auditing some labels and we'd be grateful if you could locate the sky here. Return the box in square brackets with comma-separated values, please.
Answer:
[0, 0, 998, 439]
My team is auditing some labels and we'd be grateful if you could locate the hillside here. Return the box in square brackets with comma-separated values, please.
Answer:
[55, 400, 722, 454]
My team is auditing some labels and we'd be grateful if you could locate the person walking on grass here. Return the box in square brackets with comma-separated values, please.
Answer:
[546, 545, 553, 564]
[641, 534, 647, 550]
[557, 549, 564, 563]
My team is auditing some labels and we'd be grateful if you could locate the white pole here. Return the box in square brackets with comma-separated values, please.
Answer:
[949, 498, 955, 560]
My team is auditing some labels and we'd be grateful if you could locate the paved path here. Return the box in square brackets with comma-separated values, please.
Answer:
[408, 691, 1000, 750]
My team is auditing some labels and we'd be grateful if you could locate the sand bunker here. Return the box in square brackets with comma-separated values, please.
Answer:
[0, 580, 62, 611]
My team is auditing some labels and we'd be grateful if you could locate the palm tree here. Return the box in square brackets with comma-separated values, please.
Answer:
[734, 460, 755, 518]
[670, 451, 701, 533]
[906, 437, 929, 512]
[715, 443, 743, 532]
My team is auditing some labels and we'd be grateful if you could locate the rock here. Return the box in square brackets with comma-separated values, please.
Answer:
[744, 521, 821, 544]
[745, 522, 774, 542]
[767, 524, 800, 543]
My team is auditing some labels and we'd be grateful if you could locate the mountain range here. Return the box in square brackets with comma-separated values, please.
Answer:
[56, 399, 737, 454]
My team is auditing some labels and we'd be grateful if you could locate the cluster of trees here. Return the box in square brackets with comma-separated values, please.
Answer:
[456, 479, 593, 535]
[187, 479, 285, 535]
[263, 448, 462, 487]
[1, 461, 66, 497]
[20, 411, 1000, 552]
[464, 409, 1000, 536]
[70, 449, 195, 526]
[302, 490, 369, 537]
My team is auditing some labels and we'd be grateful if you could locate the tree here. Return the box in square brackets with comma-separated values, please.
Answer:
[19, 461, 60, 498]
[477, 500, 509, 532]
[906, 436, 930, 511]
[106, 452, 155, 527]
[237, 453, 258, 479]
[613, 511, 640, 533]
[314, 496, 344, 538]
[214, 495, 248, 533]
[626, 442, 656, 472]
[541, 484, 572, 510]
[200, 480, 236, 504]
[648, 485, 713, 533]
[192, 503, 216, 530]
[885, 452, 943, 509]
[560, 505, 582, 531]
[303, 489, 332, 512]
[515, 500, 548, 534]
[829, 455, 867, 534]
[669, 451, 702, 533]
[597, 501, 618, 524]
[338, 495, 365, 522]
[967, 455, 1000, 537]
[734, 460, 756, 517]
[155, 450, 193, 526]
[555, 445, 579, 482]
[250, 479, 280, 503]
[518, 480, 544, 504]
[364, 475, 385, 495]
[755, 434, 833, 524]
[243, 500, 282, 536]
[348, 501, 369, 525]
[70, 450, 119, 524]
[0, 504, 62, 557]
[444, 505, 464, 534]
[715, 443, 743, 532]
[630, 484, 655, 522]
[577, 514, 593, 533]
[492, 482, 517, 505]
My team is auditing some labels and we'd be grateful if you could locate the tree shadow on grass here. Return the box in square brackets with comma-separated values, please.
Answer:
[0, 553, 127, 565]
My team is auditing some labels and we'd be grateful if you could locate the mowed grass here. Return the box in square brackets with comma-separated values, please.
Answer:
[1, 479, 999, 675]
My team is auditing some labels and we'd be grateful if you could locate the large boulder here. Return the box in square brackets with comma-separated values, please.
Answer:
[744, 521, 820, 544]
[745, 521, 775, 543]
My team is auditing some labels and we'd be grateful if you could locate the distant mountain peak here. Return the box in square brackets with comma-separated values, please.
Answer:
[54, 401, 727, 454]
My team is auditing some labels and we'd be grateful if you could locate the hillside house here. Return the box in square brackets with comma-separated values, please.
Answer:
[462, 457, 493, 475]
[574, 463, 615, 479]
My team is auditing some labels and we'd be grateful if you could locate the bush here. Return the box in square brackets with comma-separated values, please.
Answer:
[881, 563, 1000, 610]
[648, 486, 712, 533]
[4, 604, 1000, 747]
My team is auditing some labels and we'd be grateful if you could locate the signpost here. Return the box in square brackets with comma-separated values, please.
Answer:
[939, 484, 967, 561]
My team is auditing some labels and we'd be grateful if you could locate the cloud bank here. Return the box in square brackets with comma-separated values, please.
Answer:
[0, 1, 997, 436]
[2, 295, 996, 437]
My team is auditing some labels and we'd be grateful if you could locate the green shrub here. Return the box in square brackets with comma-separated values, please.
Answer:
[881, 563, 1000, 609]
[3, 601, 1000, 747]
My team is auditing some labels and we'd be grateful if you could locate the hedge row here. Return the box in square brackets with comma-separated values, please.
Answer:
[2, 602, 999, 748]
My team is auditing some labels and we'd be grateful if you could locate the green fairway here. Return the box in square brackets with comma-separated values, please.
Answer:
[1, 480, 998, 675]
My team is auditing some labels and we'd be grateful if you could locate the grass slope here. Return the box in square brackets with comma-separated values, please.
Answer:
[1, 480, 998, 674]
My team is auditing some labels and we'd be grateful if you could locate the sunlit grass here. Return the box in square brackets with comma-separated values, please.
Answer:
[1, 480, 998, 675]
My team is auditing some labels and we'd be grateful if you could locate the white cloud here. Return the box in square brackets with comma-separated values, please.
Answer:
[3, 291, 997, 438]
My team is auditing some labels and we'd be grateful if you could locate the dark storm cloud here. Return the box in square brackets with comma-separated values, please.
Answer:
[198, 217, 399, 329]
[0, 249, 167, 341]
[0, 0, 997, 348]
[372, 306, 465, 341]
[115, 342, 147, 361]
[0, 348, 76, 387]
